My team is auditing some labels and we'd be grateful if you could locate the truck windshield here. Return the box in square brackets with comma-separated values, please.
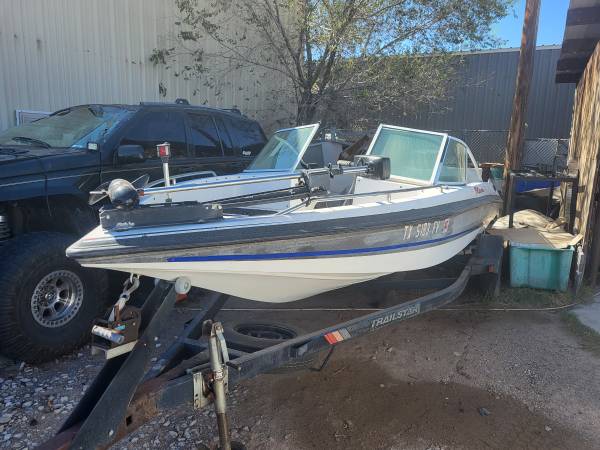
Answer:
[245, 124, 318, 171]
[0, 106, 133, 148]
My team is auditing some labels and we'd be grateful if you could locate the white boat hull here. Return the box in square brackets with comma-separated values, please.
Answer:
[83, 227, 481, 302]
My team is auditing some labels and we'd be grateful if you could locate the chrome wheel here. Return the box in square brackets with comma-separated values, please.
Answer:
[30, 270, 84, 328]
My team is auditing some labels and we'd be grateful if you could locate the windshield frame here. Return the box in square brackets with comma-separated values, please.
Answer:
[432, 136, 480, 186]
[366, 124, 448, 186]
[243, 123, 320, 173]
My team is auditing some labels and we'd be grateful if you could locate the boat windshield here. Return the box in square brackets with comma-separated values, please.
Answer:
[368, 126, 445, 184]
[245, 124, 319, 172]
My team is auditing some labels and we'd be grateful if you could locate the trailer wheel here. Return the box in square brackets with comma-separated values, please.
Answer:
[222, 321, 321, 373]
[0, 232, 109, 363]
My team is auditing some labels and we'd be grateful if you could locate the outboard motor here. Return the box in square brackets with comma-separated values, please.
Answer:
[107, 179, 139, 210]
[353, 155, 391, 180]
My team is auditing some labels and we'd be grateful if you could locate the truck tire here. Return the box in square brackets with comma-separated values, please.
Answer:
[0, 232, 109, 363]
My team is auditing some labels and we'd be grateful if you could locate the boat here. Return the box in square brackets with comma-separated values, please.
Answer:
[67, 124, 501, 302]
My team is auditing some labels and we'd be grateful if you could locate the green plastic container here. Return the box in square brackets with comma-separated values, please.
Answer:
[509, 243, 574, 291]
[490, 166, 504, 180]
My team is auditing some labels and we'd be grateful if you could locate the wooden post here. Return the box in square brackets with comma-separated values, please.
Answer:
[503, 0, 541, 213]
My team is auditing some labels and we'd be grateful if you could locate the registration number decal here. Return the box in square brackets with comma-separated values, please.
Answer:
[402, 218, 451, 241]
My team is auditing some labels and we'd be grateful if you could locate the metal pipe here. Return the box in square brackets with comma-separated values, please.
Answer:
[312, 184, 449, 203]
[140, 165, 371, 197]
[142, 173, 303, 197]
[162, 162, 171, 188]
[146, 170, 217, 188]
[274, 199, 310, 215]
[569, 173, 579, 234]
[506, 172, 516, 226]
[273, 185, 450, 216]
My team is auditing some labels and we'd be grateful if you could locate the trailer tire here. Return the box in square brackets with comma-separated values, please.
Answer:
[222, 321, 320, 373]
[0, 232, 109, 363]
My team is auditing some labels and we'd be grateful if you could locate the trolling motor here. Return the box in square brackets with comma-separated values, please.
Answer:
[106, 179, 140, 209]
[353, 155, 391, 180]
[106, 142, 173, 208]
[88, 142, 173, 209]
[89, 151, 391, 232]
[300, 155, 391, 193]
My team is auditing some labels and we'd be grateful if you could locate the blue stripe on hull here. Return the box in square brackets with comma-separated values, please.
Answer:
[167, 226, 480, 262]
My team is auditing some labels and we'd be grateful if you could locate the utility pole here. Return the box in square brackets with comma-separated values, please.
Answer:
[503, 0, 541, 213]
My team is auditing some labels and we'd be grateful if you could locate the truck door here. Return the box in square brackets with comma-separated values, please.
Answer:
[102, 110, 196, 184]
[223, 116, 267, 171]
[184, 112, 231, 176]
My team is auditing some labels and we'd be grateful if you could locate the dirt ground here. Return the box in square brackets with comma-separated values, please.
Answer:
[1, 285, 600, 449]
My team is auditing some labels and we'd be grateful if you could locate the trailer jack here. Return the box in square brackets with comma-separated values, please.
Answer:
[38, 234, 503, 450]
[204, 321, 236, 450]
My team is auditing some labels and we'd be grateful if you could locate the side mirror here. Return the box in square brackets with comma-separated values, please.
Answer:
[116, 145, 145, 164]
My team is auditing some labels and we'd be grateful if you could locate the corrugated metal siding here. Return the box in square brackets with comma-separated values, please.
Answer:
[399, 47, 576, 138]
[0, 0, 292, 132]
[0, 4, 576, 138]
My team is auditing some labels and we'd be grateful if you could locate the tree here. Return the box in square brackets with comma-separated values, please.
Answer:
[152, 0, 512, 126]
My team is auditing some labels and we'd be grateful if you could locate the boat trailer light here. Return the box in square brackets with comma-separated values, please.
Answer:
[157, 142, 171, 159]
[157, 142, 172, 189]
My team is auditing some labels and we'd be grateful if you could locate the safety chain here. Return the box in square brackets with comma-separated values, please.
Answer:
[108, 274, 140, 322]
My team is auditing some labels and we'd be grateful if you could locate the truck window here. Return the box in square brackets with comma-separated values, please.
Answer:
[214, 117, 234, 156]
[188, 113, 223, 157]
[120, 111, 187, 159]
[225, 117, 265, 156]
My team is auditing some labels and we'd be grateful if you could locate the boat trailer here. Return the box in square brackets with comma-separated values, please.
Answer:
[38, 234, 503, 450]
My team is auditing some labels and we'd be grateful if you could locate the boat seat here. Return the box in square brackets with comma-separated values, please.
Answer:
[313, 172, 356, 208]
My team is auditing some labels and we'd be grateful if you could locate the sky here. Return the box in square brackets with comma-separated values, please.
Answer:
[492, 0, 570, 47]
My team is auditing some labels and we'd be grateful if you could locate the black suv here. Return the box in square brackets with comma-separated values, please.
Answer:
[0, 101, 266, 362]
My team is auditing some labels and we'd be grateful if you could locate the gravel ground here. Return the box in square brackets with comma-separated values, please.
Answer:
[1, 286, 599, 449]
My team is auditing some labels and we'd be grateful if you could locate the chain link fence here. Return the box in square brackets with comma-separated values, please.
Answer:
[322, 128, 570, 172]
[444, 130, 569, 172]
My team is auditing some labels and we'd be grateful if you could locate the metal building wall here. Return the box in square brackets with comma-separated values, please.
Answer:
[0, 0, 292, 132]
[400, 46, 576, 138]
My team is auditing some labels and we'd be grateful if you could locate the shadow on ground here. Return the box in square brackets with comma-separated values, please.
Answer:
[253, 357, 592, 450]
